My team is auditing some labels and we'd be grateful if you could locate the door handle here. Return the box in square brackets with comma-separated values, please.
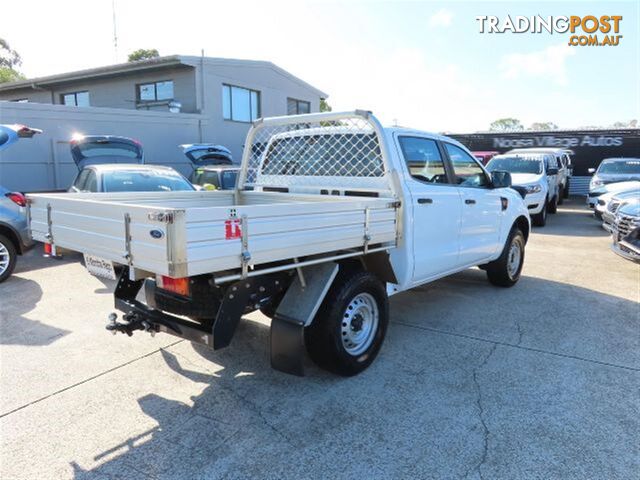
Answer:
[465, 199, 476, 205]
[417, 198, 433, 204]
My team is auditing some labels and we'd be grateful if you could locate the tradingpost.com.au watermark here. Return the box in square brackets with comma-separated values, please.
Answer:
[476, 15, 623, 46]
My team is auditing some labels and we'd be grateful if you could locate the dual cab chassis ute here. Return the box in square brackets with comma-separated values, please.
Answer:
[28, 111, 530, 376]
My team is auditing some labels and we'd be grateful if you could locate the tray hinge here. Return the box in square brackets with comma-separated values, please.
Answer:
[123, 213, 132, 265]
[364, 206, 371, 254]
[240, 215, 251, 278]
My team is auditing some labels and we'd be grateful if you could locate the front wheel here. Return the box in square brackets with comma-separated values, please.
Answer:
[305, 270, 389, 376]
[531, 201, 547, 227]
[485, 228, 525, 287]
[0, 234, 18, 283]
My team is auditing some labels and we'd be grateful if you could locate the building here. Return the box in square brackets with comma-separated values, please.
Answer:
[0, 55, 327, 191]
[449, 128, 640, 194]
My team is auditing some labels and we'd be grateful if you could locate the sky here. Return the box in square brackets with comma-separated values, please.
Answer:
[1, 0, 638, 133]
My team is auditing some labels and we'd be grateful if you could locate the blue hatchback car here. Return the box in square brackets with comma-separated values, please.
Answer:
[0, 124, 41, 282]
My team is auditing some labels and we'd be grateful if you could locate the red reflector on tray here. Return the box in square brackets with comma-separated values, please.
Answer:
[44, 243, 52, 255]
[158, 275, 190, 296]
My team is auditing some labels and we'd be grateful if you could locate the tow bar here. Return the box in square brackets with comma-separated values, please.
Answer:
[106, 312, 157, 337]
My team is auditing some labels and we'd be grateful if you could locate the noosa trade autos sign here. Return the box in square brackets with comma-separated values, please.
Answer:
[493, 134, 623, 149]
[448, 129, 640, 177]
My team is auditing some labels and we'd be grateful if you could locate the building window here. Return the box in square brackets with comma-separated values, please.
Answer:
[137, 80, 174, 102]
[222, 84, 260, 122]
[287, 98, 310, 115]
[61, 91, 90, 107]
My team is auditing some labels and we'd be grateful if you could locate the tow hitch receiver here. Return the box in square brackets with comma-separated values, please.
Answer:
[106, 312, 157, 337]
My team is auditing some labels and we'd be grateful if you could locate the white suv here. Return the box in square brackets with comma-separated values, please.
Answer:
[487, 152, 559, 226]
[508, 148, 572, 202]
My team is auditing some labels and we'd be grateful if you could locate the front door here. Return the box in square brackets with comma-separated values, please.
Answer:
[443, 142, 503, 266]
[396, 136, 463, 282]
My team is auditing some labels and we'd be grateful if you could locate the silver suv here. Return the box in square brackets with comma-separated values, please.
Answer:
[0, 124, 41, 282]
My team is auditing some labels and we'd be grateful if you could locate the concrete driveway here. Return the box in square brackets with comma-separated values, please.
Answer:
[1, 198, 638, 479]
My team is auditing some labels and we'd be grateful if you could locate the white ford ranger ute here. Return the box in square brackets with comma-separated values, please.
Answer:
[28, 111, 530, 376]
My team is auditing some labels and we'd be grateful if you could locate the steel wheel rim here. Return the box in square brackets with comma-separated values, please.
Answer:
[341, 292, 379, 356]
[507, 239, 522, 279]
[0, 242, 9, 276]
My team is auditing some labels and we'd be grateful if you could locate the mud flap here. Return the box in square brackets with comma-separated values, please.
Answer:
[270, 315, 305, 376]
[270, 262, 339, 375]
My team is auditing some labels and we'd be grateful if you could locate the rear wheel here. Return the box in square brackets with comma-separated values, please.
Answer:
[564, 180, 570, 198]
[548, 195, 558, 214]
[558, 186, 564, 205]
[531, 201, 547, 227]
[305, 270, 388, 376]
[485, 228, 525, 287]
[0, 234, 17, 283]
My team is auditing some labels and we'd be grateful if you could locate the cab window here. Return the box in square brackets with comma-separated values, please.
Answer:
[444, 143, 490, 188]
[398, 136, 449, 184]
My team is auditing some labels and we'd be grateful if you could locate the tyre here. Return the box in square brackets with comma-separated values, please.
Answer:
[548, 195, 558, 214]
[531, 201, 547, 227]
[0, 234, 18, 283]
[485, 228, 525, 287]
[564, 180, 570, 198]
[305, 269, 388, 376]
[557, 186, 564, 205]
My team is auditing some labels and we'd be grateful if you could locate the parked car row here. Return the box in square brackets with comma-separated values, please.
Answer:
[485, 147, 572, 227]
[586, 157, 640, 263]
[0, 127, 239, 283]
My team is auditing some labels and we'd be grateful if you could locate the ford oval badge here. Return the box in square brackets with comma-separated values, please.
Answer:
[150, 229, 164, 239]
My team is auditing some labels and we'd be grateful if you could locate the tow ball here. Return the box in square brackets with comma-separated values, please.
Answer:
[106, 312, 156, 337]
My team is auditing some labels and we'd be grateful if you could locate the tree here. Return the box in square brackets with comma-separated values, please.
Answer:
[320, 98, 332, 112]
[529, 122, 558, 131]
[0, 38, 24, 83]
[127, 49, 160, 62]
[489, 118, 523, 131]
[611, 119, 638, 128]
[0, 68, 24, 83]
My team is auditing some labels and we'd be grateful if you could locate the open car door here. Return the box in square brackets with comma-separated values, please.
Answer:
[180, 144, 233, 166]
[70, 135, 144, 170]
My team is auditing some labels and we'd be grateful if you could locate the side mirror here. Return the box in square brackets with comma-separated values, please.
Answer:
[588, 168, 596, 174]
[491, 170, 512, 188]
[547, 167, 558, 176]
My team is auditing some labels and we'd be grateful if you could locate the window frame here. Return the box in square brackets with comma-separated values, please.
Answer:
[61, 91, 90, 107]
[287, 97, 311, 115]
[396, 135, 456, 186]
[222, 84, 261, 123]
[442, 142, 492, 189]
[136, 80, 174, 103]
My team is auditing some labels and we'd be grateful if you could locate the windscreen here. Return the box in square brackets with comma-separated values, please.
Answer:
[103, 170, 194, 192]
[487, 156, 542, 174]
[598, 159, 640, 174]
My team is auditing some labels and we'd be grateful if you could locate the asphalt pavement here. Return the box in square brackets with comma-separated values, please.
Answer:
[0, 198, 638, 479]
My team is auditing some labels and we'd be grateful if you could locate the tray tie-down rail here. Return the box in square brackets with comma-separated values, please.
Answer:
[107, 267, 300, 371]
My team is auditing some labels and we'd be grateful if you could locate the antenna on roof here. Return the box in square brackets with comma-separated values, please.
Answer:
[112, 0, 118, 62]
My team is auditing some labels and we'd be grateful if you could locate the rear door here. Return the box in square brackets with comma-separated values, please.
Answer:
[71, 136, 143, 169]
[396, 135, 463, 282]
[181, 144, 233, 166]
[443, 142, 503, 266]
